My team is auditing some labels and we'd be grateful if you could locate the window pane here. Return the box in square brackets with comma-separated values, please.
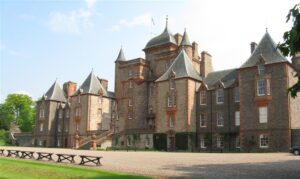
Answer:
[257, 79, 265, 96]
[216, 89, 224, 104]
[235, 111, 240, 126]
[259, 107, 268, 123]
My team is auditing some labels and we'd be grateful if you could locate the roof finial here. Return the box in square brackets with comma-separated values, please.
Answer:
[166, 15, 168, 27]
[55, 78, 58, 82]
[266, 27, 268, 32]
[91, 68, 94, 73]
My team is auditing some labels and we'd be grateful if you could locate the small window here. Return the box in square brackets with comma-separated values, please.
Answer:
[217, 136, 224, 148]
[216, 89, 224, 104]
[129, 80, 133, 88]
[129, 70, 133, 76]
[76, 123, 79, 131]
[217, 112, 223, 127]
[78, 95, 81, 103]
[169, 78, 175, 90]
[169, 116, 175, 128]
[235, 111, 240, 126]
[259, 107, 268, 123]
[75, 108, 81, 117]
[200, 91, 207, 105]
[200, 137, 206, 148]
[128, 111, 133, 119]
[200, 114, 206, 127]
[57, 124, 61, 132]
[257, 79, 265, 96]
[260, 134, 269, 148]
[167, 93, 176, 107]
[65, 110, 69, 118]
[38, 140, 42, 146]
[58, 110, 63, 119]
[128, 99, 133, 106]
[39, 108, 45, 118]
[236, 136, 240, 148]
[234, 87, 240, 102]
[40, 123, 44, 132]
[258, 64, 265, 75]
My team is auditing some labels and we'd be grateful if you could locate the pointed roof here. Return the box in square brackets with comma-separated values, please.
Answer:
[156, 50, 202, 82]
[180, 29, 192, 46]
[144, 17, 177, 49]
[203, 69, 237, 90]
[240, 31, 287, 68]
[43, 81, 67, 102]
[75, 71, 107, 96]
[115, 48, 126, 62]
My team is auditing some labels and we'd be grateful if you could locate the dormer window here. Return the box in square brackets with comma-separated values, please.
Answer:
[167, 92, 176, 107]
[216, 89, 224, 104]
[58, 109, 63, 119]
[78, 95, 81, 103]
[257, 79, 266, 96]
[75, 107, 81, 117]
[39, 108, 45, 118]
[169, 78, 175, 90]
[234, 87, 240, 102]
[258, 64, 265, 75]
[200, 91, 207, 105]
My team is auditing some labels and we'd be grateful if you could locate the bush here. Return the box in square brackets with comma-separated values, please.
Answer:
[0, 130, 9, 146]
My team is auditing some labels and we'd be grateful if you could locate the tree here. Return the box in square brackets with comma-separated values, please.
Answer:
[278, 3, 300, 98]
[0, 94, 36, 132]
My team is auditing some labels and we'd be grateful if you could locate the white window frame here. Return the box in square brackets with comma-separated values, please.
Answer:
[217, 112, 224, 127]
[235, 111, 240, 126]
[216, 89, 224, 104]
[129, 80, 133, 88]
[259, 106, 268, 123]
[257, 79, 265, 96]
[57, 124, 61, 132]
[200, 91, 207, 105]
[75, 108, 81, 117]
[128, 99, 132, 106]
[217, 136, 224, 148]
[200, 114, 206, 127]
[167, 93, 176, 107]
[169, 116, 175, 128]
[234, 87, 240, 102]
[259, 134, 269, 148]
[76, 123, 79, 131]
[236, 136, 240, 148]
[258, 64, 265, 75]
[58, 110, 63, 119]
[40, 123, 44, 132]
[266, 78, 271, 95]
[200, 137, 206, 149]
[78, 95, 81, 103]
[39, 108, 45, 118]
[169, 79, 175, 90]
[127, 136, 132, 146]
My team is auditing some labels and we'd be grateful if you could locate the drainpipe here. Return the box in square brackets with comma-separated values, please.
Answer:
[210, 90, 213, 152]
[227, 89, 231, 151]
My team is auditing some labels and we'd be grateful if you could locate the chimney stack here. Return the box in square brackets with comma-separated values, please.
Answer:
[250, 42, 257, 54]
[99, 78, 108, 91]
[174, 33, 183, 46]
[63, 81, 77, 98]
[200, 51, 213, 78]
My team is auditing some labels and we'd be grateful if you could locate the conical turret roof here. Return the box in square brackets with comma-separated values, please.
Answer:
[240, 31, 287, 68]
[180, 29, 192, 46]
[43, 81, 67, 102]
[115, 48, 126, 62]
[75, 71, 107, 96]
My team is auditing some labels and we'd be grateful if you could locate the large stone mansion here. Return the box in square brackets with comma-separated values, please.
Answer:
[30, 19, 300, 152]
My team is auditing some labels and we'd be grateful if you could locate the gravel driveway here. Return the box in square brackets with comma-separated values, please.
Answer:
[1, 146, 300, 179]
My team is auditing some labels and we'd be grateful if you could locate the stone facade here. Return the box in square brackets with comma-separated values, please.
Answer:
[28, 20, 300, 152]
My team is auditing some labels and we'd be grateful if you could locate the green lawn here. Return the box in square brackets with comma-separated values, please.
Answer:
[0, 157, 151, 179]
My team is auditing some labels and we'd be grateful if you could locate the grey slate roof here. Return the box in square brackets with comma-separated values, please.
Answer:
[180, 29, 192, 46]
[156, 50, 202, 82]
[74, 71, 108, 96]
[145, 25, 177, 49]
[240, 31, 287, 68]
[44, 81, 67, 102]
[203, 69, 237, 90]
[115, 48, 126, 62]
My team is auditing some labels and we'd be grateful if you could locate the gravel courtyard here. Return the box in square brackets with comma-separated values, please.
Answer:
[1, 146, 300, 179]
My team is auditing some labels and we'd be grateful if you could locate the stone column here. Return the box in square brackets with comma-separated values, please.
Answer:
[91, 133, 97, 150]
[75, 134, 80, 149]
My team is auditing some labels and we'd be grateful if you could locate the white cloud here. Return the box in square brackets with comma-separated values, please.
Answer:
[109, 13, 152, 31]
[47, 0, 100, 35]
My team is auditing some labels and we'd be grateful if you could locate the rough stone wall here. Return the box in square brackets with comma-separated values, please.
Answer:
[239, 63, 290, 151]
[113, 133, 153, 149]
[187, 79, 199, 132]
[156, 79, 187, 133]
[288, 65, 300, 129]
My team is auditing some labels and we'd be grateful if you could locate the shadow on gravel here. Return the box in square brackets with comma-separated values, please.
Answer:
[160, 155, 300, 179]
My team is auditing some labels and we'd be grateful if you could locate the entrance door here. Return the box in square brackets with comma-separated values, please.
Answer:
[64, 138, 68, 148]
[167, 136, 175, 150]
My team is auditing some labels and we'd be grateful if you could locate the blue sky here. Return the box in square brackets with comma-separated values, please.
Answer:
[0, 0, 298, 102]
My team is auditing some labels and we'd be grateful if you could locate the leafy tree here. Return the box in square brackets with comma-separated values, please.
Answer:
[278, 3, 300, 98]
[0, 94, 36, 132]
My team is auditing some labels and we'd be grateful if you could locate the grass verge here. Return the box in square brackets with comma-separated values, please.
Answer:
[0, 157, 151, 179]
